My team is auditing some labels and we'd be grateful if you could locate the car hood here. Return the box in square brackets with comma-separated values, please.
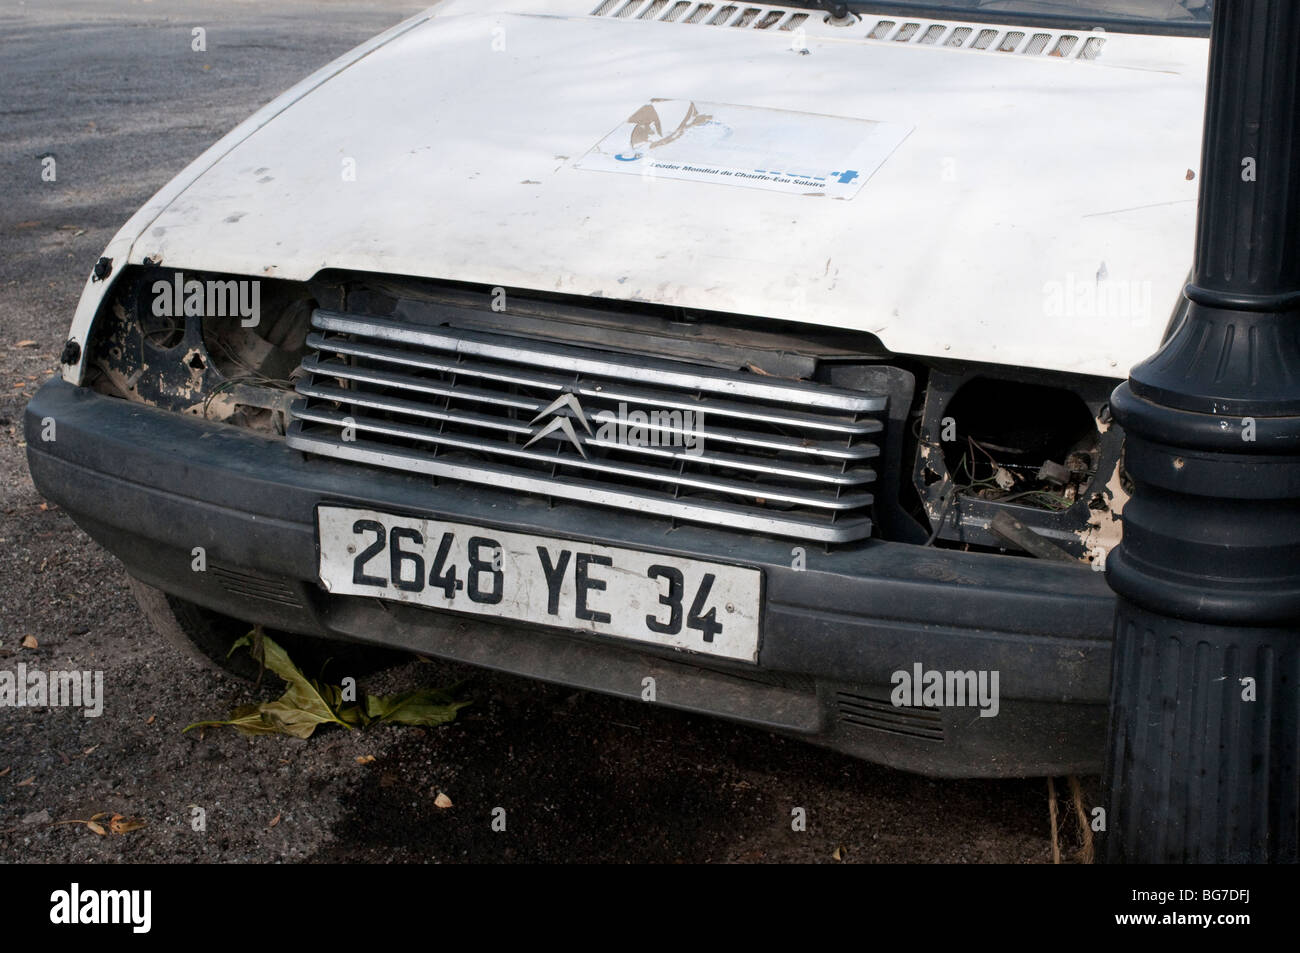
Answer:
[114, 0, 1209, 378]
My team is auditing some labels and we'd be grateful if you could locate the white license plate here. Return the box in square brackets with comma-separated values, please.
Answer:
[316, 506, 762, 662]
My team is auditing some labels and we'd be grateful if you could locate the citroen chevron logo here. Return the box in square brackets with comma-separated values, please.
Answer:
[525, 393, 592, 459]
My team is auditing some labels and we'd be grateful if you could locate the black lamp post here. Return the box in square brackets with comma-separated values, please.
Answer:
[1103, 0, 1300, 863]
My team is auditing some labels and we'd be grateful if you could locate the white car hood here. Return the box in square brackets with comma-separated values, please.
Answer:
[94, 0, 1210, 378]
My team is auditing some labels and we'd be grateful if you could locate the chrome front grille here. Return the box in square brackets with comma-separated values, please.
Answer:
[286, 309, 885, 542]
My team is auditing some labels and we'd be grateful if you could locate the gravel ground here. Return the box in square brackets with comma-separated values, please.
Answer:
[0, 0, 1085, 863]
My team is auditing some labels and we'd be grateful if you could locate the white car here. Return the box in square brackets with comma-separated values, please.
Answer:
[27, 0, 1212, 776]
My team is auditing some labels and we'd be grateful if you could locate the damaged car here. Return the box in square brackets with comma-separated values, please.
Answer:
[26, 0, 1212, 776]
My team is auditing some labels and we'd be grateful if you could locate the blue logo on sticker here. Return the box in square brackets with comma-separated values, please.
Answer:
[614, 152, 644, 162]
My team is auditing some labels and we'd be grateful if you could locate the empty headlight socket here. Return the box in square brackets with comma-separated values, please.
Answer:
[912, 364, 1125, 558]
[83, 264, 312, 433]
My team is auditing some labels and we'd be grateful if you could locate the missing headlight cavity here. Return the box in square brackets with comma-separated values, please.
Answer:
[84, 265, 312, 434]
[914, 368, 1126, 563]
[940, 378, 1097, 510]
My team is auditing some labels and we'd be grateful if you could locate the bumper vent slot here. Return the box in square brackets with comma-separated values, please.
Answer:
[211, 565, 303, 608]
[836, 690, 946, 742]
[286, 309, 883, 542]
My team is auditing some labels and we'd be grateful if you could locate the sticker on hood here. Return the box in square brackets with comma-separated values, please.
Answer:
[576, 99, 912, 198]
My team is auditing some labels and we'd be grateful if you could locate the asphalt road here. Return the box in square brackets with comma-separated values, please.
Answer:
[0, 0, 1082, 863]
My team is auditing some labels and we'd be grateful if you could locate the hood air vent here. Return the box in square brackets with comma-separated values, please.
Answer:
[589, 2, 1106, 60]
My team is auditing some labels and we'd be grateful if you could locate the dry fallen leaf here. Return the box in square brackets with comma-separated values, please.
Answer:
[16, 776, 34, 787]
[0, 767, 10, 778]
[50, 812, 142, 836]
[146, 714, 156, 725]
[268, 812, 282, 828]
[14, 340, 37, 348]
[82, 746, 97, 756]
[832, 845, 845, 862]
[109, 813, 146, 834]
[48, 812, 145, 836]
[355, 755, 376, 765]
[20, 635, 37, 649]
[434, 792, 453, 809]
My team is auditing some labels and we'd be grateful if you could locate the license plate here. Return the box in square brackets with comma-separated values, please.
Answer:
[316, 506, 762, 662]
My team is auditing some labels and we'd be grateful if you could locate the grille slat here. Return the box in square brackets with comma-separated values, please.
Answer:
[313, 311, 883, 413]
[292, 402, 875, 507]
[287, 309, 886, 542]
[289, 426, 874, 540]
[303, 354, 538, 413]
[293, 387, 876, 488]
[296, 377, 536, 435]
[309, 332, 880, 436]
[300, 368, 880, 462]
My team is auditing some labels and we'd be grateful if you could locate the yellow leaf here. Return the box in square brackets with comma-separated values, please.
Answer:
[86, 821, 106, 836]
[355, 755, 376, 765]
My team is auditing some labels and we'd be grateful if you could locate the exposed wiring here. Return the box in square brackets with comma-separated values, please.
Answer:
[924, 482, 958, 546]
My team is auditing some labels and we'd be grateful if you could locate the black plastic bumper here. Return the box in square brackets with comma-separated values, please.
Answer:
[26, 378, 1116, 776]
